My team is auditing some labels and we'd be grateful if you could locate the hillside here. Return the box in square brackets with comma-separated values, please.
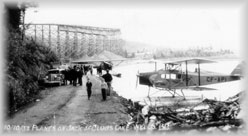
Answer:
[123, 41, 154, 53]
[91, 50, 125, 60]
[7, 30, 59, 115]
[123, 40, 238, 59]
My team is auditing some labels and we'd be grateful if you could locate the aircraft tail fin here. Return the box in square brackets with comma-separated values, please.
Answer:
[231, 61, 245, 76]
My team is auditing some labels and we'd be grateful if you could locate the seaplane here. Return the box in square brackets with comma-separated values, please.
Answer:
[136, 58, 243, 99]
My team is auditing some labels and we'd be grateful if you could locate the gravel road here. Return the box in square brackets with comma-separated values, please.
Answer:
[4, 74, 129, 133]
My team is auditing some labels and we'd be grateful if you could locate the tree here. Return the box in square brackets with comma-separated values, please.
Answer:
[5, 3, 22, 31]
[4, 2, 38, 38]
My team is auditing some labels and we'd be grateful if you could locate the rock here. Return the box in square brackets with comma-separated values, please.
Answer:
[193, 104, 209, 111]
[206, 126, 218, 132]
[163, 121, 174, 129]
[142, 105, 150, 116]
[221, 125, 232, 132]
[176, 108, 190, 113]
[149, 115, 156, 120]
[147, 115, 157, 130]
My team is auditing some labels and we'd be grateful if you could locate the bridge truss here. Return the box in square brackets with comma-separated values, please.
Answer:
[24, 24, 123, 61]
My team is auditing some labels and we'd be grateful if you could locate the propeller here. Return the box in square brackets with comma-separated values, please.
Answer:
[136, 70, 139, 88]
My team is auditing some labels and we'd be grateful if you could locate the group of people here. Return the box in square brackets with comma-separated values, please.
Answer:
[86, 69, 113, 101]
[62, 65, 93, 86]
[61, 64, 113, 101]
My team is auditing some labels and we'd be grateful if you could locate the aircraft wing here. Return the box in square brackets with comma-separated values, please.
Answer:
[158, 58, 216, 65]
[71, 59, 126, 64]
[146, 58, 216, 65]
[172, 58, 216, 64]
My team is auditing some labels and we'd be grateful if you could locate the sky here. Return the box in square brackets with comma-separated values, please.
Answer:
[24, 1, 244, 55]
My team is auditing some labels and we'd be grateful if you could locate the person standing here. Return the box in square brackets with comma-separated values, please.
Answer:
[62, 69, 68, 85]
[90, 65, 93, 75]
[102, 69, 113, 96]
[100, 78, 107, 101]
[78, 66, 84, 86]
[72, 66, 77, 86]
[97, 66, 102, 76]
[86, 78, 92, 100]
[68, 67, 73, 85]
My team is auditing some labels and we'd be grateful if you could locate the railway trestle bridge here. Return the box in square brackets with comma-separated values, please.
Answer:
[24, 24, 123, 62]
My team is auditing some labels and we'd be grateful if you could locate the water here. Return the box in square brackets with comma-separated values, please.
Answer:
[112, 59, 244, 102]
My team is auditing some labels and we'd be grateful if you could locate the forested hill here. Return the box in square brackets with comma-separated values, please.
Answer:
[123, 40, 237, 59]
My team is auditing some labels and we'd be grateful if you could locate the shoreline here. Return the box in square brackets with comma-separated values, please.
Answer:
[116, 55, 242, 66]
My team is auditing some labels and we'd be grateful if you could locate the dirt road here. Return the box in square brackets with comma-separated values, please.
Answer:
[4, 74, 129, 132]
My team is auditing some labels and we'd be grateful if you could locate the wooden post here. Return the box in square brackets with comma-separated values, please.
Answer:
[107, 36, 110, 51]
[103, 36, 106, 51]
[49, 24, 51, 47]
[186, 61, 188, 86]
[65, 30, 69, 57]
[169, 69, 171, 89]
[198, 63, 201, 86]
[92, 34, 96, 54]
[57, 25, 60, 57]
[41, 25, 44, 44]
[81, 33, 85, 54]
[74, 32, 78, 58]
[155, 62, 157, 72]
[34, 24, 37, 42]
[96, 35, 101, 53]
[109, 36, 112, 51]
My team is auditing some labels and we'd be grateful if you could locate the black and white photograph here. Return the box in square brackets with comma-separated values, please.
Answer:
[2, 0, 247, 135]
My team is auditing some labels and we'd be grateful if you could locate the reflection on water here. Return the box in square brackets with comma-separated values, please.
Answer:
[112, 59, 243, 102]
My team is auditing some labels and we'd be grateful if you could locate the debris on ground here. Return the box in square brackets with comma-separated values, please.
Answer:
[117, 91, 245, 132]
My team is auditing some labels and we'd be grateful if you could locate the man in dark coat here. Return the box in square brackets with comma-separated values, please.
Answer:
[72, 66, 77, 86]
[102, 69, 113, 96]
[62, 69, 68, 85]
[77, 66, 83, 86]
[68, 67, 73, 85]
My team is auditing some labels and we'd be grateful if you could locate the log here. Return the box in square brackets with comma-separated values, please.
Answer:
[199, 119, 243, 128]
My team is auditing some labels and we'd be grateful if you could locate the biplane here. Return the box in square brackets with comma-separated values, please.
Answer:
[136, 58, 243, 99]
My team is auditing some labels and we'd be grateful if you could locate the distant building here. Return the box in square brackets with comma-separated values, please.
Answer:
[134, 52, 153, 59]
[127, 52, 135, 58]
